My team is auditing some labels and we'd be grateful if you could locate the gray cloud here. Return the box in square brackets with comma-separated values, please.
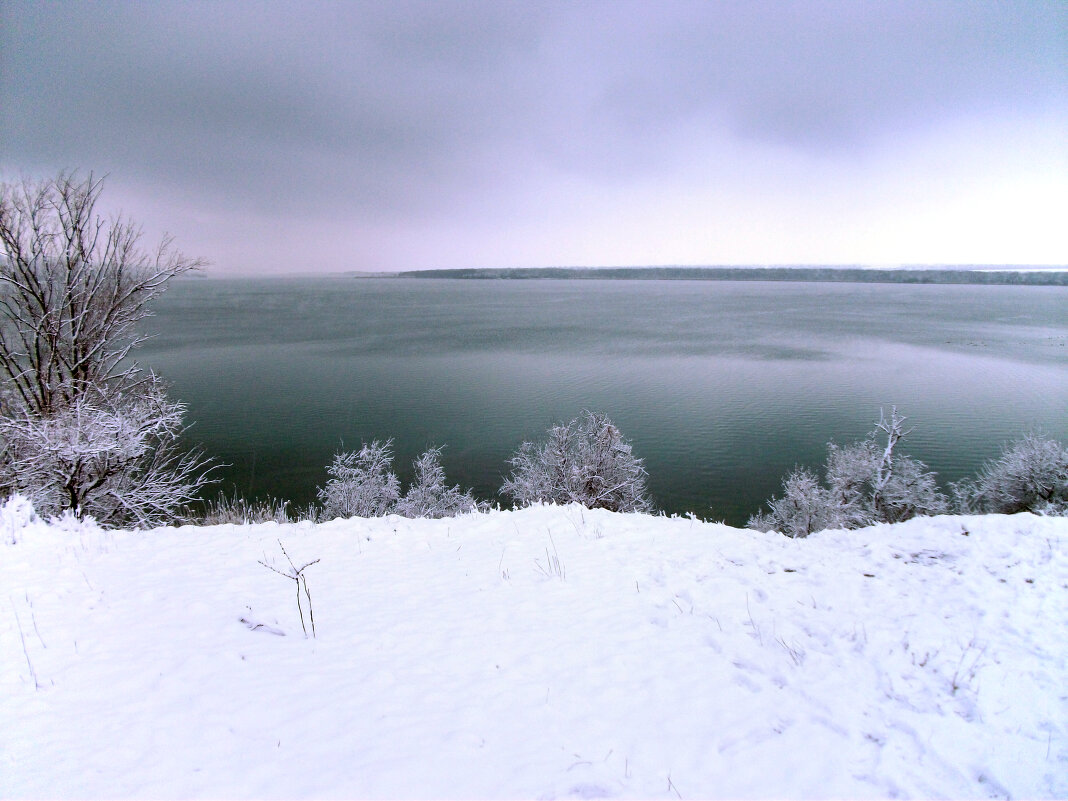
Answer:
[2, 0, 1065, 268]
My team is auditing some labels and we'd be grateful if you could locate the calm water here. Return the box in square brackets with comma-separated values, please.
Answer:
[135, 277, 1067, 525]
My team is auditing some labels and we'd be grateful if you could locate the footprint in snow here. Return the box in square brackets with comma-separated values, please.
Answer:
[239, 616, 285, 636]
[565, 783, 616, 799]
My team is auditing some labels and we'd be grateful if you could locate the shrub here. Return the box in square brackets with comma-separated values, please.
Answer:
[395, 446, 478, 519]
[0, 378, 212, 528]
[748, 407, 946, 536]
[1, 493, 39, 544]
[317, 441, 479, 520]
[956, 433, 1068, 515]
[317, 440, 401, 519]
[761, 467, 838, 538]
[826, 439, 946, 526]
[501, 410, 652, 513]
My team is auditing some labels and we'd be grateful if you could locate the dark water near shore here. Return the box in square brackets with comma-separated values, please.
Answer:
[135, 277, 1067, 525]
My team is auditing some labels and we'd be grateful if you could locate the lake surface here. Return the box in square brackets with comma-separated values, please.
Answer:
[135, 277, 1067, 525]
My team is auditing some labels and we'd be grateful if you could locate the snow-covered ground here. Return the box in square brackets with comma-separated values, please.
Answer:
[2, 497, 1065, 799]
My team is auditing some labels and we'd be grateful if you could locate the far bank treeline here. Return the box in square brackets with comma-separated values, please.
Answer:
[398, 266, 1068, 286]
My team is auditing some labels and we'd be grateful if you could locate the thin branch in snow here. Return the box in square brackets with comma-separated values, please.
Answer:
[950, 638, 987, 696]
[10, 598, 42, 690]
[668, 773, 683, 799]
[258, 540, 319, 638]
[776, 635, 805, 666]
[745, 592, 763, 645]
[25, 595, 46, 649]
[533, 529, 565, 580]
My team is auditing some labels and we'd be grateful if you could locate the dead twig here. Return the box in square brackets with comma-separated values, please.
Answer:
[10, 598, 42, 690]
[259, 540, 319, 638]
[534, 529, 566, 580]
[668, 773, 682, 799]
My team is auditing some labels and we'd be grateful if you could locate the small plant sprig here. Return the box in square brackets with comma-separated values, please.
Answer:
[534, 529, 566, 581]
[258, 540, 319, 638]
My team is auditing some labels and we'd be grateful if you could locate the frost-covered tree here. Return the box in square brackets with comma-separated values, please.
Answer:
[953, 433, 1068, 515]
[395, 446, 479, 519]
[501, 410, 652, 512]
[0, 173, 212, 526]
[0, 377, 209, 527]
[317, 440, 401, 519]
[749, 408, 946, 536]
[0, 173, 203, 415]
[863, 408, 946, 523]
[824, 412, 946, 526]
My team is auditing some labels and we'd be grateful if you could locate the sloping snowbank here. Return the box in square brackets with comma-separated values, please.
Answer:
[2, 498, 1065, 799]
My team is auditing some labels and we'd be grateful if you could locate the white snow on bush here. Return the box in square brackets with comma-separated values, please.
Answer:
[1, 504, 1065, 798]
[1, 493, 38, 544]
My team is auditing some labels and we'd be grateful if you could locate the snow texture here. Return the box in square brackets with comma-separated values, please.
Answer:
[1, 494, 1065, 799]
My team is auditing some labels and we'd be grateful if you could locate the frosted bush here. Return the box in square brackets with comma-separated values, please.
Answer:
[318, 440, 401, 519]
[501, 410, 652, 513]
[395, 447, 478, 519]
[2, 493, 38, 544]
[869, 451, 947, 522]
[749, 408, 946, 536]
[826, 438, 946, 525]
[0, 379, 213, 528]
[955, 433, 1068, 515]
[757, 468, 839, 538]
[317, 441, 481, 521]
[49, 507, 102, 535]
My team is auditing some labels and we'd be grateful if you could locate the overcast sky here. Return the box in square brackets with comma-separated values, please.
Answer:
[2, 1, 1065, 274]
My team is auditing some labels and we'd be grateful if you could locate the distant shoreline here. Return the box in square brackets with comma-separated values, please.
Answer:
[396, 266, 1068, 286]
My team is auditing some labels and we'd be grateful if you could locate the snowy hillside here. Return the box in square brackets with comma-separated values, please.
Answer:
[2, 498, 1065, 799]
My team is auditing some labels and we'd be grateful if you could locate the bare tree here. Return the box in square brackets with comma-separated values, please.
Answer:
[0, 172, 203, 414]
[258, 540, 319, 638]
[0, 173, 213, 525]
[501, 410, 653, 513]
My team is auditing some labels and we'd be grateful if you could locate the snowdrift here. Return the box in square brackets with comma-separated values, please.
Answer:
[2, 498, 1065, 799]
